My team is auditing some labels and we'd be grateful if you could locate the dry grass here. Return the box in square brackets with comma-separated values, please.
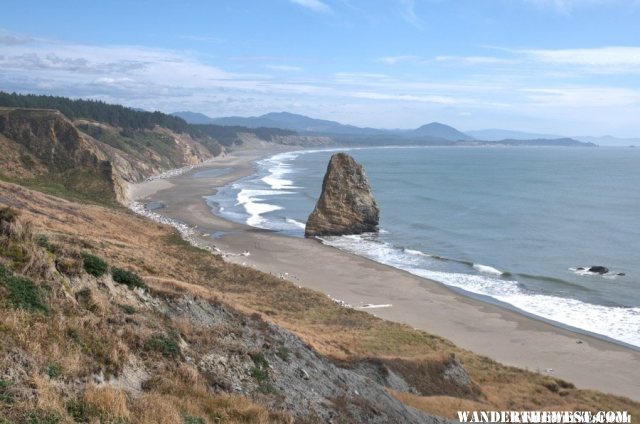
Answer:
[131, 394, 181, 424]
[83, 385, 131, 420]
[391, 390, 488, 419]
[1, 180, 640, 421]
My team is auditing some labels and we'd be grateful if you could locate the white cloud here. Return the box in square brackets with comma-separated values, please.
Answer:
[397, 0, 423, 28]
[334, 72, 390, 80]
[435, 55, 518, 65]
[521, 87, 640, 107]
[438, 46, 640, 74]
[352, 91, 459, 104]
[0, 32, 32, 45]
[378, 55, 420, 65]
[288, 0, 331, 13]
[519, 46, 640, 71]
[523, 0, 640, 13]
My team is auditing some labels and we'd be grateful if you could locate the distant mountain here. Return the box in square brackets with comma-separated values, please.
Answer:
[410, 122, 474, 141]
[174, 111, 476, 140]
[172, 111, 217, 124]
[466, 129, 562, 141]
[573, 135, 640, 147]
[173, 111, 600, 147]
[475, 138, 596, 147]
[175, 111, 384, 136]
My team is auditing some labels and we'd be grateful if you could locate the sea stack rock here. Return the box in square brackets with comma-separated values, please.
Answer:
[305, 153, 379, 237]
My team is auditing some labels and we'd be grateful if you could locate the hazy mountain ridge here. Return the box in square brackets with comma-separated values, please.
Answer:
[465, 129, 562, 141]
[466, 129, 639, 146]
[175, 111, 596, 146]
[409, 122, 474, 141]
[573, 135, 640, 147]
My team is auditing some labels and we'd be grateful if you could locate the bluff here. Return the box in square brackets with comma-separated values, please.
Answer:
[305, 152, 379, 237]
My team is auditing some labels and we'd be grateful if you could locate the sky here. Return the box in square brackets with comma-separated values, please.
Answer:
[1, 0, 640, 136]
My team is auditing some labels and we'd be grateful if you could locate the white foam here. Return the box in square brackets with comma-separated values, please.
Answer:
[412, 268, 640, 347]
[236, 188, 290, 228]
[257, 151, 302, 190]
[404, 248, 430, 257]
[262, 174, 296, 189]
[322, 234, 640, 347]
[473, 263, 505, 276]
[285, 218, 306, 230]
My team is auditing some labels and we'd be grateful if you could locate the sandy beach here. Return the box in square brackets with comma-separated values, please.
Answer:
[129, 146, 640, 401]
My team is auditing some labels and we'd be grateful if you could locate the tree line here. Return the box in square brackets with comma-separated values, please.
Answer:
[0, 92, 297, 144]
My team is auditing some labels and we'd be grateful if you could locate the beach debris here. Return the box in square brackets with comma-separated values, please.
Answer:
[298, 368, 310, 380]
[359, 304, 393, 309]
[144, 157, 219, 181]
[128, 201, 220, 255]
[328, 294, 352, 308]
[305, 153, 379, 237]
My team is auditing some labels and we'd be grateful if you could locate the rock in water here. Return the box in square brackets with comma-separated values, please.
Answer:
[588, 266, 609, 274]
[305, 153, 379, 237]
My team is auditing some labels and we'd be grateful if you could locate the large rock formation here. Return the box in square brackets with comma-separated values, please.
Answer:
[305, 153, 379, 237]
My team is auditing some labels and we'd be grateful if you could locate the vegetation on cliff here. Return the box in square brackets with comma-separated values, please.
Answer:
[0, 92, 194, 134]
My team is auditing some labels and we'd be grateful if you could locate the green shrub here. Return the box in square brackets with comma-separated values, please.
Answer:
[36, 235, 54, 252]
[0, 379, 14, 405]
[0, 207, 18, 224]
[46, 364, 61, 379]
[81, 253, 108, 277]
[20, 410, 61, 424]
[111, 267, 145, 289]
[66, 328, 83, 345]
[144, 333, 181, 359]
[182, 415, 205, 424]
[0, 263, 10, 280]
[2, 275, 49, 313]
[66, 400, 89, 422]
[276, 346, 290, 363]
[118, 304, 136, 314]
[249, 352, 277, 394]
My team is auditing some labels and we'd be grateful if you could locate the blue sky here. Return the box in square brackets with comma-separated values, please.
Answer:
[1, 0, 640, 136]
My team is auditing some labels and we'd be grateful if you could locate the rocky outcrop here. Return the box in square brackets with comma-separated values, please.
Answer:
[305, 153, 379, 237]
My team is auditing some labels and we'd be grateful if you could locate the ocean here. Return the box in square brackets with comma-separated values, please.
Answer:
[208, 146, 640, 347]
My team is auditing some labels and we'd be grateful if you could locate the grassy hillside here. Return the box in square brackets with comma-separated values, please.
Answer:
[1, 181, 638, 423]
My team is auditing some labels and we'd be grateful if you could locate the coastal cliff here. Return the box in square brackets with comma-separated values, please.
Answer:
[0, 107, 222, 205]
[0, 93, 336, 207]
[305, 153, 380, 237]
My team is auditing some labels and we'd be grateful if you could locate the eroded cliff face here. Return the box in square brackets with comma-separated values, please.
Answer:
[0, 108, 121, 203]
[305, 153, 379, 237]
[0, 109, 222, 205]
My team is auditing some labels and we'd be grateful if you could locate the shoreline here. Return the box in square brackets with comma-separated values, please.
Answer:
[128, 146, 640, 400]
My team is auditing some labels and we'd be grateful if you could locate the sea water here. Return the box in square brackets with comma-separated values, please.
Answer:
[208, 146, 640, 347]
